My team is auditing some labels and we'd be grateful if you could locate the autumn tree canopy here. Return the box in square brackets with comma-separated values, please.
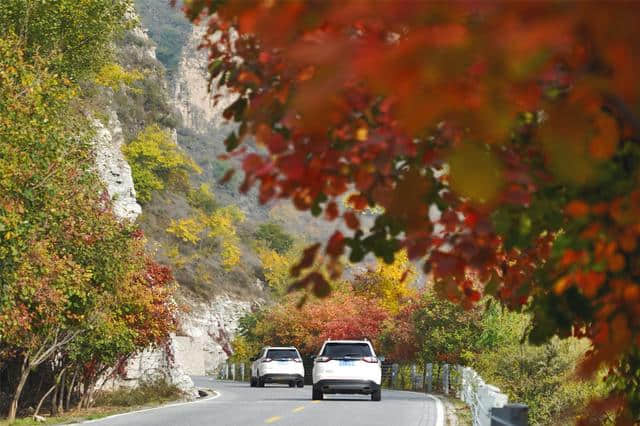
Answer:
[177, 1, 640, 422]
[0, 1, 178, 420]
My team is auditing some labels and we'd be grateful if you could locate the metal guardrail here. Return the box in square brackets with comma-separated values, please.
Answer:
[217, 361, 526, 425]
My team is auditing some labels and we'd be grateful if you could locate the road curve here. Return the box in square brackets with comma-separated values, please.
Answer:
[86, 377, 443, 426]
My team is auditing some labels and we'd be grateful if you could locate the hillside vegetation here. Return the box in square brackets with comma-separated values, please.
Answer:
[134, 0, 190, 80]
[0, 0, 178, 422]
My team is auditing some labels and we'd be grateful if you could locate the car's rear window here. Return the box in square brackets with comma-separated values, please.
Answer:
[321, 343, 372, 358]
[266, 349, 299, 359]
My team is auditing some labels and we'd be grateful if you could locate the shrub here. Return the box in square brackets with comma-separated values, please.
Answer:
[187, 183, 217, 213]
[94, 378, 183, 407]
[94, 63, 143, 91]
[123, 125, 201, 203]
[254, 222, 293, 254]
[473, 311, 607, 426]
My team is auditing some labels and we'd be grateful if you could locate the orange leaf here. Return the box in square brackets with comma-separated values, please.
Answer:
[608, 253, 626, 272]
[565, 200, 590, 218]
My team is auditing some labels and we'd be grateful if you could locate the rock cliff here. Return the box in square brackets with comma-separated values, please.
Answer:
[94, 20, 198, 398]
[93, 111, 142, 221]
[173, 25, 238, 135]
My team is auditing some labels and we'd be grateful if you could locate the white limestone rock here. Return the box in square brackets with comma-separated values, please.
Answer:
[173, 25, 239, 135]
[93, 111, 142, 221]
[179, 295, 256, 374]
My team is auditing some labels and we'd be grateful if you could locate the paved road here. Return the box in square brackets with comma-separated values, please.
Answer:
[88, 377, 443, 426]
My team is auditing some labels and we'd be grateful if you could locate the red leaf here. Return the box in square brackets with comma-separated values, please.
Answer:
[258, 51, 270, 64]
[277, 153, 305, 180]
[430, 251, 465, 279]
[325, 201, 339, 221]
[291, 243, 321, 277]
[344, 211, 360, 230]
[347, 194, 368, 211]
[326, 231, 345, 257]
[243, 153, 263, 173]
[219, 169, 235, 184]
[309, 272, 331, 298]
[355, 168, 375, 191]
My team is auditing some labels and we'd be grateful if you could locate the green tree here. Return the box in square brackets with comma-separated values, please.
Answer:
[412, 291, 484, 365]
[0, 29, 176, 422]
[123, 124, 201, 203]
[182, 3, 640, 418]
[473, 311, 606, 425]
[187, 183, 217, 213]
[255, 222, 293, 254]
[0, 0, 133, 81]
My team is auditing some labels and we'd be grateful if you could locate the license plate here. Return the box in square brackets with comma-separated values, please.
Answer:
[339, 360, 355, 366]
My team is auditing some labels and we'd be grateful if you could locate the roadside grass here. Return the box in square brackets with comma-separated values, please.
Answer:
[0, 379, 185, 425]
[444, 396, 472, 426]
[94, 378, 184, 407]
[0, 406, 130, 426]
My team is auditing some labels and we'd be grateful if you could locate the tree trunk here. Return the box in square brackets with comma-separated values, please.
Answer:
[50, 366, 66, 416]
[77, 379, 87, 410]
[7, 356, 31, 423]
[33, 384, 57, 418]
[51, 382, 58, 416]
[66, 368, 78, 411]
[57, 369, 66, 414]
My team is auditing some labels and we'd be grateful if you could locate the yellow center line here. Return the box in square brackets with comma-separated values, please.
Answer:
[265, 416, 282, 424]
[292, 406, 305, 413]
[311, 400, 321, 404]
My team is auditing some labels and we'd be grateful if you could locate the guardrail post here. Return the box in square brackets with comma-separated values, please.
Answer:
[230, 363, 236, 381]
[224, 363, 229, 380]
[491, 404, 528, 426]
[410, 364, 417, 391]
[426, 363, 432, 393]
[240, 363, 245, 381]
[391, 363, 399, 389]
[442, 363, 449, 395]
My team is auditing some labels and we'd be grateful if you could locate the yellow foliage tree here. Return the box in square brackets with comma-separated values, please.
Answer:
[123, 125, 201, 203]
[220, 240, 241, 271]
[257, 244, 300, 296]
[94, 63, 143, 91]
[166, 205, 245, 270]
[166, 217, 205, 244]
[352, 250, 416, 313]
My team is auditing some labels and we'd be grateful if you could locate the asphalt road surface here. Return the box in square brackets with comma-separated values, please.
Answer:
[87, 377, 444, 426]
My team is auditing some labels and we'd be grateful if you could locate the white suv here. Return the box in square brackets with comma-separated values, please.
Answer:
[250, 346, 305, 388]
[312, 339, 382, 401]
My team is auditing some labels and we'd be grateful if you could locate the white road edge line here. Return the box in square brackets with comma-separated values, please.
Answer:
[80, 390, 221, 424]
[426, 394, 445, 426]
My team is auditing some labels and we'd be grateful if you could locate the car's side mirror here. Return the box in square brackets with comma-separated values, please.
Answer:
[249, 356, 257, 362]
[378, 356, 385, 362]
[310, 355, 316, 360]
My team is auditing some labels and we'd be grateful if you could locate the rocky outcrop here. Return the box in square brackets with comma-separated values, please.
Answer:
[94, 20, 199, 398]
[173, 25, 238, 135]
[99, 340, 198, 399]
[93, 111, 142, 221]
[179, 295, 258, 374]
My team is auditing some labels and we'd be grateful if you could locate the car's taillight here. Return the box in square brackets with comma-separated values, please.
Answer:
[262, 358, 272, 363]
[293, 358, 302, 362]
[362, 356, 378, 363]
[315, 356, 331, 363]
